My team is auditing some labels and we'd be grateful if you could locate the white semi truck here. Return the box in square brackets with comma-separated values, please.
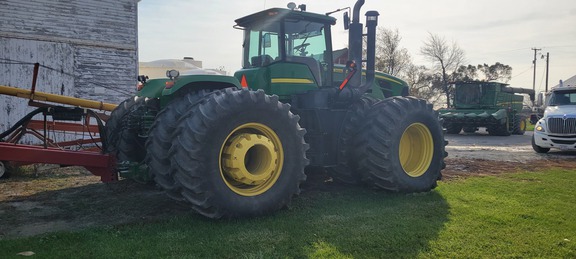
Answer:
[532, 82, 576, 153]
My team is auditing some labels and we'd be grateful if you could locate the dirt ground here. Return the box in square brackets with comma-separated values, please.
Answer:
[1, 145, 575, 239]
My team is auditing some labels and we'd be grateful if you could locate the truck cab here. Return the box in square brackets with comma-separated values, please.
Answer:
[532, 85, 576, 153]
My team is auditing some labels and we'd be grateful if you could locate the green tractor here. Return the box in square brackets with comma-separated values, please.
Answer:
[439, 81, 534, 136]
[106, 1, 447, 218]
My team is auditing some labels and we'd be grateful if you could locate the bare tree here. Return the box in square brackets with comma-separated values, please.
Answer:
[374, 28, 412, 77]
[420, 33, 466, 107]
[404, 64, 444, 108]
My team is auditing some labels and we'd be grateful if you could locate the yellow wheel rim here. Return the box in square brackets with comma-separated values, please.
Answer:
[399, 123, 434, 177]
[520, 119, 526, 131]
[219, 123, 283, 196]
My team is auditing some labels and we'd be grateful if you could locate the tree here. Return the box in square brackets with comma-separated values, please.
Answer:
[404, 64, 444, 108]
[477, 62, 512, 82]
[452, 65, 478, 82]
[373, 28, 412, 77]
[452, 62, 513, 83]
[420, 33, 466, 107]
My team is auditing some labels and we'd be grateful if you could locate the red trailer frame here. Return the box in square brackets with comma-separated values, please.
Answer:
[0, 63, 118, 182]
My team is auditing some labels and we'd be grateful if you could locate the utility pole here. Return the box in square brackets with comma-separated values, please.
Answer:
[532, 48, 541, 94]
[544, 52, 550, 92]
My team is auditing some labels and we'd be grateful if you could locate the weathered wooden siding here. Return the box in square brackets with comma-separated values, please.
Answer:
[0, 0, 138, 141]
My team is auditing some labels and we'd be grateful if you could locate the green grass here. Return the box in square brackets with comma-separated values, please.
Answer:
[1, 169, 575, 258]
[526, 118, 535, 131]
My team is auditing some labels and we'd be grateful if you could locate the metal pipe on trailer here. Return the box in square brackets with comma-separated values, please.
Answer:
[0, 63, 120, 182]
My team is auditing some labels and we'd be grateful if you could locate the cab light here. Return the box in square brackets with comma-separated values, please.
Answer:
[165, 81, 175, 89]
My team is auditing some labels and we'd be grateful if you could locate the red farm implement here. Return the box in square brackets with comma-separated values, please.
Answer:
[0, 63, 118, 181]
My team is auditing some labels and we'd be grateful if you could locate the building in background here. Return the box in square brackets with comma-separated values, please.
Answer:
[0, 0, 140, 136]
[139, 57, 227, 79]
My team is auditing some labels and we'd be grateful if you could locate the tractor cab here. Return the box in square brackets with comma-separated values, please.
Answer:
[234, 6, 336, 99]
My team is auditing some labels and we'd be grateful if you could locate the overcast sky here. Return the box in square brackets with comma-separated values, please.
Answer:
[138, 0, 576, 92]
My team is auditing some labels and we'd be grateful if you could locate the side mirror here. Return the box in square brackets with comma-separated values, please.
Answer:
[343, 11, 350, 30]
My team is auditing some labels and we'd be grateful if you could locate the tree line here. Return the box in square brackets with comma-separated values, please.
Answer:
[374, 28, 512, 108]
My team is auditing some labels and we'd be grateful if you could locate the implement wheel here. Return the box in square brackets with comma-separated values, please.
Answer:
[327, 95, 377, 184]
[0, 161, 11, 179]
[145, 90, 211, 195]
[353, 97, 447, 192]
[170, 88, 308, 218]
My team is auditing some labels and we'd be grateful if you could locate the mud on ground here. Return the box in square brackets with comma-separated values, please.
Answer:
[1, 156, 575, 239]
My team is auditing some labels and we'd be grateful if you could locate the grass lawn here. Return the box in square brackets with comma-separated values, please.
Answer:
[1, 169, 575, 258]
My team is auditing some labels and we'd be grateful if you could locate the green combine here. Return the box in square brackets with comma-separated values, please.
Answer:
[439, 81, 534, 136]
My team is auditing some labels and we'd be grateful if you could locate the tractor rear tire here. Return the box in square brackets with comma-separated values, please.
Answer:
[327, 95, 377, 184]
[512, 115, 527, 135]
[0, 161, 11, 179]
[145, 90, 212, 195]
[445, 123, 462, 134]
[169, 88, 308, 218]
[353, 97, 447, 192]
[532, 135, 550, 153]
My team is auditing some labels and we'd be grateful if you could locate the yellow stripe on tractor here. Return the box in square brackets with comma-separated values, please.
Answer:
[271, 78, 315, 84]
[0, 85, 117, 111]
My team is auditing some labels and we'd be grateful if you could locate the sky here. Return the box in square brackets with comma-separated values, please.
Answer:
[138, 0, 576, 93]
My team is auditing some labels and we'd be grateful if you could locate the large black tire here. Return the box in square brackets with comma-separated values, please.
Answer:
[145, 90, 212, 195]
[0, 161, 11, 179]
[532, 135, 550, 153]
[106, 97, 145, 156]
[445, 123, 462, 134]
[462, 126, 477, 134]
[327, 95, 377, 184]
[512, 115, 527, 135]
[487, 120, 512, 136]
[169, 88, 308, 218]
[352, 97, 447, 192]
[106, 97, 149, 181]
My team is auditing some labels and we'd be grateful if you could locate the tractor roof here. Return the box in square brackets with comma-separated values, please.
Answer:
[235, 8, 336, 31]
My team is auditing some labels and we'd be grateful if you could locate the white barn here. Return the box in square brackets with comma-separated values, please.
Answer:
[0, 0, 139, 136]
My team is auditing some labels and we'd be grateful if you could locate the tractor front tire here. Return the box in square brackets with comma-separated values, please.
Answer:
[327, 95, 377, 184]
[106, 97, 147, 159]
[169, 88, 308, 218]
[353, 97, 447, 192]
[145, 90, 212, 195]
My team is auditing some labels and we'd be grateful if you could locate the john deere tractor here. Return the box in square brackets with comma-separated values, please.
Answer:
[106, 1, 447, 218]
[439, 81, 534, 136]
